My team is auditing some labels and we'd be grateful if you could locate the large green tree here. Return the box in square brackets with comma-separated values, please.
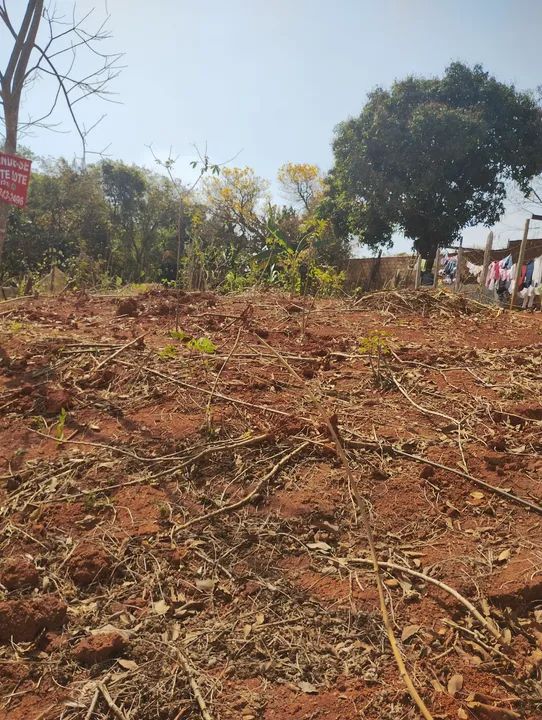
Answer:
[102, 160, 178, 280]
[326, 62, 542, 256]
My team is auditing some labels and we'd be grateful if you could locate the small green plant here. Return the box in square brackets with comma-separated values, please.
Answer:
[358, 330, 391, 384]
[84, 492, 97, 511]
[55, 407, 68, 441]
[8, 321, 24, 334]
[310, 266, 345, 296]
[222, 270, 252, 293]
[158, 344, 178, 359]
[169, 329, 190, 341]
[157, 503, 170, 520]
[187, 337, 217, 354]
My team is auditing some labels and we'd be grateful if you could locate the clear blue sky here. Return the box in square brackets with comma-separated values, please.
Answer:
[4, 0, 542, 252]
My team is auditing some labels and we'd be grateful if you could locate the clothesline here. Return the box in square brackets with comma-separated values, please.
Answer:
[464, 252, 542, 308]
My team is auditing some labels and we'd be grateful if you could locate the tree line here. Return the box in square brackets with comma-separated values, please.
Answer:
[3, 56, 542, 290]
[3, 157, 349, 291]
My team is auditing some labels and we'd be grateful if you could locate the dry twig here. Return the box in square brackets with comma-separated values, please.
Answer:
[93, 332, 147, 372]
[174, 650, 214, 720]
[175, 441, 309, 531]
[97, 683, 128, 720]
[256, 336, 435, 720]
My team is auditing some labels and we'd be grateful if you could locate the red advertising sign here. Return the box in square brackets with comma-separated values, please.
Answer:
[0, 152, 32, 208]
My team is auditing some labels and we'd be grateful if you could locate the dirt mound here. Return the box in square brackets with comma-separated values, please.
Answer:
[40, 385, 73, 415]
[67, 543, 113, 587]
[116, 297, 139, 316]
[0, 556, 39, 591]
[0, 596, 67, 642]
[141, 288, 218, 315]
[72, 630, 128, 665]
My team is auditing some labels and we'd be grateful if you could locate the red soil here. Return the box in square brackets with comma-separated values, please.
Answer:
[0, 288, 541, 720]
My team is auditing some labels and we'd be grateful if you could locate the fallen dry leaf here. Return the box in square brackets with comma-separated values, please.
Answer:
[152, 599, 170, 615]
[401, 624, 420, 642]
[298, 681, 318, 694]
[117, 658, 138, 670]
[307, 541, 332, 552]
[384, 578, 399, 587]
[195, 578, 216, 591]
[447, 673, 464, 697]
[431, 678, 445, 693]
[529, 648, 542, 667]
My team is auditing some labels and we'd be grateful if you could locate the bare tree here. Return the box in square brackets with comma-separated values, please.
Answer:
[0, 0, 122, 263]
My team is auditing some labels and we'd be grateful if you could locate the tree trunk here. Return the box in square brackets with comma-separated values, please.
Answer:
[0, 102, 18, 268]
[0, 0, 44, 268]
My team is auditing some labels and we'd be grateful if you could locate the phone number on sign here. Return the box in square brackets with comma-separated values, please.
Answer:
[0, 188, 24, 207]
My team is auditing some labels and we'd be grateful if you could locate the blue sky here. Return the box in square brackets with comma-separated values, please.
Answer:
[4, 0, 542, 253]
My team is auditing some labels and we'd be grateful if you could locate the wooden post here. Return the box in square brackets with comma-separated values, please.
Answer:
[510, 218, 530, 309]
[414, 254, 421, 289]
[432, 247, 440, 289]
[454, 246, 463, 292]
[479, 231, 493, 288]
[366, 249, 382, 291]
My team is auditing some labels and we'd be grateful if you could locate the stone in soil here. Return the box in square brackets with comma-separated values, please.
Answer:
[116, 297, 138, 316]
[72, 631, 128, 666]
[0, 556, 39, 591]
[0, 596, 67, 642]
[67, 543, 113, 587]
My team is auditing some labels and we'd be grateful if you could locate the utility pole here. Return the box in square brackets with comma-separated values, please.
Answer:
[454, 246, 463, 292]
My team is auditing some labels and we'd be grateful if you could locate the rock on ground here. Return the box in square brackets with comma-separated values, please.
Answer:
[0, 596, 67, 642]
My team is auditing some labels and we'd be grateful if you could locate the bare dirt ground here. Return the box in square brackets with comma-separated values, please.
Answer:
[0, 287, 541, 720]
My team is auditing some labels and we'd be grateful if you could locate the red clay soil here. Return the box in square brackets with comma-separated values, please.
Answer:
[0, 287, 541, 720]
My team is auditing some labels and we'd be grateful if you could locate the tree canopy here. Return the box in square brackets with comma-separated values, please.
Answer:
[3, 158, 349, 288]
[326, 62, 542, 256]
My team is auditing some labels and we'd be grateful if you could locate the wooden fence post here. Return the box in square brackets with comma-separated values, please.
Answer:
[454, 246, 463, 292]
[433, 247, 440, 289]
[479, 231, 493, 288]
[510, 218, 530, 309]
[366, 249, 382, 291]
[414, 254, 421, 289]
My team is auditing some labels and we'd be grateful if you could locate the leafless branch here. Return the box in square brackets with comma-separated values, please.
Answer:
[1, 1, 123, 162]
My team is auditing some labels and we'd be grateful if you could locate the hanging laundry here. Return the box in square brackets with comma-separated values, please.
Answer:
[523, 259, 535, 288]
[463, 247, 542, 310]
[466, 261, 483, 280]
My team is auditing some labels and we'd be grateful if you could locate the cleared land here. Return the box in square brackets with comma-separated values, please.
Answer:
[0, 288, 541, 720]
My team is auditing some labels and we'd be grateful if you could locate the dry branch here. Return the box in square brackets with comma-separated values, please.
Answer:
[174, 650, 213, 720]
[93, 332, 147, 372]
[256, 336, 435, 720]
[347, 436, 542, 515]
[175, 441, 309, 531]
[97, 683, 128, 720]
[342, 556, 502, 641]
